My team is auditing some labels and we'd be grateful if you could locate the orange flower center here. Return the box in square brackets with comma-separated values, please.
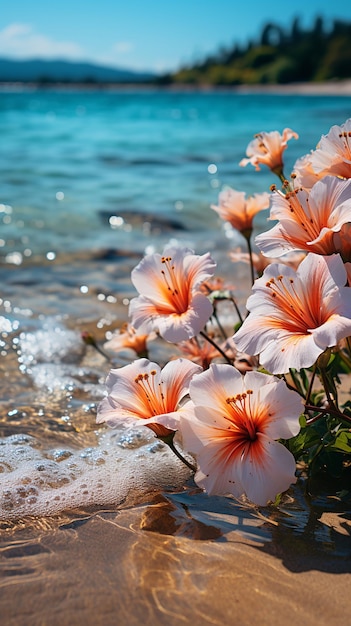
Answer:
[160, 256, 190, 314]
[225, 390, 263, 441]
[222, 390, 267, 463]
[283, 189, 321, 241]
[134, 370, 167, 415]
[266, 274, 325, 332]
[134, 370, 173, 437]
[339, 131, 351, 161]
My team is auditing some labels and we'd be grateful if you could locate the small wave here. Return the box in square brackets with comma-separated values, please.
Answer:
[0, 427, 190, 521]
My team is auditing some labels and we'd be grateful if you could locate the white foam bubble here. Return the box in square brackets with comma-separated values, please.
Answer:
[18, 318, 85, 366]
[3, 317, 191, 520]
[15, 318, 104, 396]
[0, 427, 191, 520]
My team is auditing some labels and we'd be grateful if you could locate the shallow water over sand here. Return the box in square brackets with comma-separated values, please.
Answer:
[1, 90, 351, 623]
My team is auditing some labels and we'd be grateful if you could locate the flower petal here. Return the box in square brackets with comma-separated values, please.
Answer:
[129, 245, 215, 342]
[156, 292, 213, 342]
[234, 253, 351, 374]
[189, 363, 243, 411]
[311, 314, 351, 350]
[259, 332, 323, 374]
[237, 435, 297, 505]
[256, 177, 351, 257]
[179, 365, 301, 505]
[97, 358, 201, 432]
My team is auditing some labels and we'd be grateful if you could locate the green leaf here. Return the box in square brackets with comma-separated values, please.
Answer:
[299, 414, 307, 428]
[285, 425, 321, 458]
[329, 431, 351, 454]
[299, 368, 310, 394]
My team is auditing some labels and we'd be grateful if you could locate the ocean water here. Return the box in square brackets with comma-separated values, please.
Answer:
[0, 88, 351, 625]
[1, 88, 351, 261]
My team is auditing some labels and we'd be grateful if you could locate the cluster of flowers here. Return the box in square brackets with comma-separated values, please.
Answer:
[97, 119, 351, 507]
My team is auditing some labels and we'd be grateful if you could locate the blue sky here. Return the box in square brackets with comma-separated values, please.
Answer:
[1, 1, 351, 73]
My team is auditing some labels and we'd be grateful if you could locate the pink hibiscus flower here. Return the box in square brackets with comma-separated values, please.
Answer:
[104, 323, 151, 357]
[180, 365, 302, 505]
[292, 119, 351, 188]
[255, 176, 351, 258]
[211, 188, 270, 237]
[129, 245, 216, 343]
[239, 128, 298, 177]
[97, 357, 202, 438]
[233, 253, 351, 375]
[308, 118, 351, 180]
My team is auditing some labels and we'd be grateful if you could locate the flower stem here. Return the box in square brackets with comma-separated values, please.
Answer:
[212, 307, 228, 340]
[304, 403, 351, 424]
[229, 294, 244, 325]
[274, 168, 287, 185]
[81, 331, 111, 361]
[305, 365, 317, 406]
[285, 369, 305, 397]
[318, 365, 339, 412]
[158, 432, 197, 472]
[200, 330, 233, 365]
[245, 234, 256, 288]
[304, 410, 325, 425]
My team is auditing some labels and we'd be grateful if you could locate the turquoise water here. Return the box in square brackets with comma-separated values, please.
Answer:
[1, 88, 351, 262]
[0, 88, 350, 585]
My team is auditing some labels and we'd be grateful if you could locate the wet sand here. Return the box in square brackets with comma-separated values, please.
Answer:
[1, 495, 350, 626]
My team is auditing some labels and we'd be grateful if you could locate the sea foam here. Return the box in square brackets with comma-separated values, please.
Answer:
[0, 428, 190, 520]
[1, 317, 190, 521]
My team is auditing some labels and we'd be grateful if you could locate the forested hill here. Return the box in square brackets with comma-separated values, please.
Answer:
[0, 58, 155, 84]
[160, 17, 351, 86]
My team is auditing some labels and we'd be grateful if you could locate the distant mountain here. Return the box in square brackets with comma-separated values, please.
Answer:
[0, 58, 156, 83]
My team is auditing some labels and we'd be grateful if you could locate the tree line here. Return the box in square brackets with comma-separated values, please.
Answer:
[157, 17, 351, 85]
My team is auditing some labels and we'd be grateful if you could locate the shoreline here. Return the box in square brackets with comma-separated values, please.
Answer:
[1, 79, 351, 95]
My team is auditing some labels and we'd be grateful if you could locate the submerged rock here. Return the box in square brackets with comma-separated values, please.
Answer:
[98, 209, 187, 232]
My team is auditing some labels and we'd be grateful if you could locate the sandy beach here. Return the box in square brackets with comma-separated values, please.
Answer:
[1, 79, 351, 96]
[161, 79, 351, 96]
[227, 80, 351, 95]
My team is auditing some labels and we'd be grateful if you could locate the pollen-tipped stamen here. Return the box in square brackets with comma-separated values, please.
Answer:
[226, 389, 257, 441]
[160, 255, 189, 313]
[134, 370, 167, 415]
